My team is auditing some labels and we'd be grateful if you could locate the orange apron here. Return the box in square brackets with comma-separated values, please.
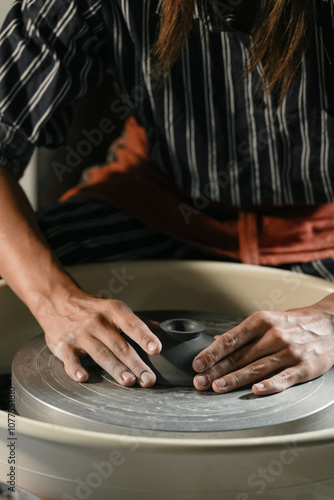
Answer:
[61, 117, 334, 266]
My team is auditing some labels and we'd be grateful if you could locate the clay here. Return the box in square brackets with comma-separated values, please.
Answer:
[123, 316, 215, 386]
[0, 482, 42, 499]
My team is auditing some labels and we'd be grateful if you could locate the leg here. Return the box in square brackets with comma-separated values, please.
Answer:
[36, 196, 204, 265]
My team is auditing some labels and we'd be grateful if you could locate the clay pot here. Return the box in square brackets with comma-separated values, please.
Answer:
[123, 317, 214, 386]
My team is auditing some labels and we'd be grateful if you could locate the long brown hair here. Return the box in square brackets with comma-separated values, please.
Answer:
[152, 0, 316, 101]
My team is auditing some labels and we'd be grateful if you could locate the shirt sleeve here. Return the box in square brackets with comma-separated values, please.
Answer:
[0, 0, 111, 178]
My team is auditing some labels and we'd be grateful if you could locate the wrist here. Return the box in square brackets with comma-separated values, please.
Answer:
[318, 292, 334, 315]
[26, 261, 85, 319]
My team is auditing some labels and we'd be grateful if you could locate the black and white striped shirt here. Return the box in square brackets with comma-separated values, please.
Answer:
[1, 0, 334, 208]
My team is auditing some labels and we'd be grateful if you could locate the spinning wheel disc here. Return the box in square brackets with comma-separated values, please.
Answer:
[12, 311, 334, 438]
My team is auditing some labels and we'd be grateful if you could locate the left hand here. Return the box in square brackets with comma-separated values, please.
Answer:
[193, 293, 334, 395]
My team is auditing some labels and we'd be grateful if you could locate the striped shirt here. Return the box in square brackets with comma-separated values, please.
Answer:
[1, 0, 334, 208]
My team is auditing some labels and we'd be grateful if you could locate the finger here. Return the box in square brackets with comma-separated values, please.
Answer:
[193, 312, 270, 373]
[85, 316, 158, 386]
[136, 314, 162, 334]
[202, 322, 312, 385]
[252, 364, 313, 395]
[54, 341, 89, 383]
[194, 354, 285, 392]
[82, 336, 156, 388]
[194, 338, 280, 390]
[110, 301, 162, 355]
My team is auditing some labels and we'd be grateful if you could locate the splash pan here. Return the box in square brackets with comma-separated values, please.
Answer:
[12, 311, 334, 438]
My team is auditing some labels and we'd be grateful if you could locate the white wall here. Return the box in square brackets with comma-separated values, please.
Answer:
[0, 0, 13, 25]
[0, 0, 37, 208]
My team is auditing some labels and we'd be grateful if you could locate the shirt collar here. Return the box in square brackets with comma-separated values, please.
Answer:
[156, 0, 334, 33]
[195, 1, 248, 34]
[155, 0, 245, 33]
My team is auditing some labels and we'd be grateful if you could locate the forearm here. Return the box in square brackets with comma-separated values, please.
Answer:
[0, 165, 160, 385]
[0, 165, 78, 315]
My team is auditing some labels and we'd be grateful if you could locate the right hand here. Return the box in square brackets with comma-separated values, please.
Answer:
[36, 289, 162, 387]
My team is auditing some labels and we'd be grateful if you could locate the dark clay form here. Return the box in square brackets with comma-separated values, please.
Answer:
[123, 318, 215, 387]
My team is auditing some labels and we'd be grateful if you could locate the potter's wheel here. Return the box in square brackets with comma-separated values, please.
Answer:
[12, 311, 334, 438]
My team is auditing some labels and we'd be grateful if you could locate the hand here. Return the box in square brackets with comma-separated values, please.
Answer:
[0, 167, 161, 387]
[193, 294, 334, 395]
[36, 289, 162, 387]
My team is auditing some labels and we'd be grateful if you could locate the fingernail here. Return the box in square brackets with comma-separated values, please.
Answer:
[193, 359, 206, 371]
[215, 378, 227, 389]
[148, 341, 159, 353]
[254, 383, 265, 390]
[140, 371, 155, 385]
[122, 371, 136, 382]
[196, 375, 209, 388]
[76, 370, 86, 381]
